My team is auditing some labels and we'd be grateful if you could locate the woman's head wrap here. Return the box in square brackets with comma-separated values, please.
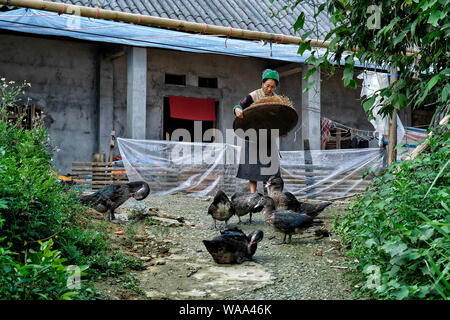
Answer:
[262, 69, 279, 83]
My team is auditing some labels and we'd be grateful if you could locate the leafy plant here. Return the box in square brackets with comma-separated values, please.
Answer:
[0, 235, 88, 300]
[334, 123, 450, 299]
[0, 77, 144, 299]
[0, 78, 72, 249]
[271, 0, 449, 125]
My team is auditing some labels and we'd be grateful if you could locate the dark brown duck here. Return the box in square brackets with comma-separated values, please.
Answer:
[79, 181, 150, 223]
[230, 192, 264, 224]
[203, 227, 264, 264]
[207, 190, 235, 229]
[255, 196, 323, 245]
[265, 175, 331, 217]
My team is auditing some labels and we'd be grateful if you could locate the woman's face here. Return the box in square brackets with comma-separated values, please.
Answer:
[262, 79, 277, 96]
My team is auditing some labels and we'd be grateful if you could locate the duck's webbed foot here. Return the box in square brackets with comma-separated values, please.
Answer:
[219, 221, 230, 229]
[272, 234, 287, 245]
[108, 210, 116, 222]
[108, 210, 127, 224]
[287, 234, 293, 244]
[209, 220, 219, 230]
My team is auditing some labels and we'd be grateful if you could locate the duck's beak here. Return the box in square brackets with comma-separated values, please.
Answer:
[264, 183, 272, 196]
[253, 203, 263, 212]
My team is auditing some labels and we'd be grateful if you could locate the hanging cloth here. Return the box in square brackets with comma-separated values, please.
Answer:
[169, 96, 216, 121]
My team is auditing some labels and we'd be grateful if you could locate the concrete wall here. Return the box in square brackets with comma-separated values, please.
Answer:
[112, 48, 273, 142]
[321, 69, 371, 130]
[111, 51, 305, 151]
[0, 34, 100, 174]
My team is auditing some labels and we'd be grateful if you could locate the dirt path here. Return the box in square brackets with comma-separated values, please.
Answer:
[102, 194, 360, 300]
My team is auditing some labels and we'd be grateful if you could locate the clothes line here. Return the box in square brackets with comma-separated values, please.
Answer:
[321, 117, 376, 141]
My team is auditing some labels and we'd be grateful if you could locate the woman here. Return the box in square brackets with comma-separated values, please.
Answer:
[233, 69, 282, 193]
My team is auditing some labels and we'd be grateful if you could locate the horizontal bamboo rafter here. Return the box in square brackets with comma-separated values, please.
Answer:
[0, 0, 420, 55]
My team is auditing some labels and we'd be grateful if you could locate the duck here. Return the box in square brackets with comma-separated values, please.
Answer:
[265, 175, 331, 217]
[207, 190, 235, 229]
[230, 192, 264, 224]
[79, 181, 150, 223]
[203, 227, 264, 264]
[254, 196, 323, 245]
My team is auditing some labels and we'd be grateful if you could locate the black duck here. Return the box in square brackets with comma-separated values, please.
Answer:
[254, 196, 323, 245]
[203, 227, 264, 264]
[230, 192, 264, 224]
[265, 175, 331, 217]
[207, 190, 235, 229]
[79, 181, 150, 223]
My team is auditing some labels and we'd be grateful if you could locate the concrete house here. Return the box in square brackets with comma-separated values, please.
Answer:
[0, 0, 416, 174]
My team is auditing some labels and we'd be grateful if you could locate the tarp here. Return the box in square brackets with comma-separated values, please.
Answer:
[0, 8, 377, 68]
[117, 137, 385, 199]
[398, 126, 428, 159]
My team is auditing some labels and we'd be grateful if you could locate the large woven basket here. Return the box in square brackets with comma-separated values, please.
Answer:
[233, 98, 298, 140]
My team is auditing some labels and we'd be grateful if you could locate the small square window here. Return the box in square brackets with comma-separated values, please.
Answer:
[198, 77, 218, 88]
[165, 74, 186, 86]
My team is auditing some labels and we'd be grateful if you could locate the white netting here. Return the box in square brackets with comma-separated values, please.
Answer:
[117, 137, 385, 200]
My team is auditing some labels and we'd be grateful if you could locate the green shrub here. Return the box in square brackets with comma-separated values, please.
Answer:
[0, 225, 87, 300]
[335, 123, 450, 299]
[58, 226, 111, 263]
[0, 77, 148, 299]
[0, 79, 74, 249]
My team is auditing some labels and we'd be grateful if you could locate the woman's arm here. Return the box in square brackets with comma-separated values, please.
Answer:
[233, 94, 254, 116]
[239, 95, 254, 110]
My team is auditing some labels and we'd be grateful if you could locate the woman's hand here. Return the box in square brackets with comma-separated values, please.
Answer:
[235, 107, 244, 118]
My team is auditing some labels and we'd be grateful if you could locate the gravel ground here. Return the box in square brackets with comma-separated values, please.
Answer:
[114, 193, 362, 300]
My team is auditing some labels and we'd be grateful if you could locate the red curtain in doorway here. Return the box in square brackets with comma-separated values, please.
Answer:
[169, 96, 216, 121]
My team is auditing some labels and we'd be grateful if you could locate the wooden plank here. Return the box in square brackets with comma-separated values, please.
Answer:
[75, 181, 129, 187]
[72, 162, 124, 166]
[72, 167, 127, 172]
[71, 174, 127, 179]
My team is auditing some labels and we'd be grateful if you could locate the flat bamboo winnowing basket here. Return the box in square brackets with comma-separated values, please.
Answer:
[233, 96, 298, 140]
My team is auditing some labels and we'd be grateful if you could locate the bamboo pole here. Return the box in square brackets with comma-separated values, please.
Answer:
[0, 0, 420, 55]
[0, 0, 316, 45]
[387, 68, 398, 165]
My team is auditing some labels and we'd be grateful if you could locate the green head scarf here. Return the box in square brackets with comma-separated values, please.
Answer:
[262, 69, 279, 82]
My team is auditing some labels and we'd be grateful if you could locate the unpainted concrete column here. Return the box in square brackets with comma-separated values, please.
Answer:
[126, 46, 147, 139]
[301, 65, 321, 149]
[98, 56, 114, 154]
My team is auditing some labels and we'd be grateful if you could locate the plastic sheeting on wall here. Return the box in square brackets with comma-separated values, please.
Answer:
[117, 137, 385, 200]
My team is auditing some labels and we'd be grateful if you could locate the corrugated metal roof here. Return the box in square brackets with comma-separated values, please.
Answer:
[39, 0, 332, 39]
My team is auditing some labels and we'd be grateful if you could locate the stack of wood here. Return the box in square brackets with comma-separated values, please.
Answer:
[71, 160, 128, 190]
